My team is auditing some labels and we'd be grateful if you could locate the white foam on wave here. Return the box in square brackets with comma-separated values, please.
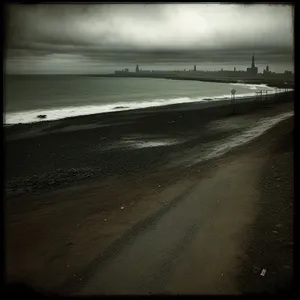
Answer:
[3, 97, 201, 125]
[231, 82, 294, 93]
[230, 83, 271, 90]
[4, 87, 291, 125]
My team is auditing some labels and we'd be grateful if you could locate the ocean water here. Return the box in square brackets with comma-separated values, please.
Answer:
[4, 75, 282, 125]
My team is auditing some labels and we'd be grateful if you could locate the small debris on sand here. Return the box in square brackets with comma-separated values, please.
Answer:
[114, 106, 128, 110]
[37, 114, 47, 119]
[260, 268, 267, 276]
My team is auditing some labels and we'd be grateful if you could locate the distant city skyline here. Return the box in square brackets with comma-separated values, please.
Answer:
[114, 54, 293, 81]
[6, 60, 294, 75]
[114, 60, 293, 75]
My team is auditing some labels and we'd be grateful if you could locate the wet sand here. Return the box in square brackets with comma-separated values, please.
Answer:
[4, 92, 294, 295]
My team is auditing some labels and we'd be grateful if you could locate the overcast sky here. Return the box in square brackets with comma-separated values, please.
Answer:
[5, 3, 294, 74]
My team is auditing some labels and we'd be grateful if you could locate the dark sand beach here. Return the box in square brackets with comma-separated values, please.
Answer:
[4, 92, 294, 295]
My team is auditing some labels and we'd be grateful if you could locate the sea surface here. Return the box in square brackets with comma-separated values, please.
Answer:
[4, 75, 280, 125]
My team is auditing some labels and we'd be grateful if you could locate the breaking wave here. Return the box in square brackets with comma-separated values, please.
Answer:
[4, 84, 290, 125]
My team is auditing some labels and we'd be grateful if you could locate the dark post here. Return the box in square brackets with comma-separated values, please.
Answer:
[231, 89, 236, 114]
[260, 90, 263, 101]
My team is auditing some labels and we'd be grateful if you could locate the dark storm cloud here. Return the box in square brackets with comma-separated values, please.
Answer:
[5, 4, 294, 73]
[7, 4, 169, 50]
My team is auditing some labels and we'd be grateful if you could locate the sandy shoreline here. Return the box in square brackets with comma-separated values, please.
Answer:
[5, 92, 293, 195]
[4, 93, 294, 295]
[4, 90, 292, 127]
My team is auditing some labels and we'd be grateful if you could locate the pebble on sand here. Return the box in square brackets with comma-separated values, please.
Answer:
[260, 268, 267, 276]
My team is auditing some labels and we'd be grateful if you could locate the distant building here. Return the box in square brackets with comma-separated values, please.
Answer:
[113, 56, 290, 80]
[263, 65, 271, 76]
[247, 54, 258, 76]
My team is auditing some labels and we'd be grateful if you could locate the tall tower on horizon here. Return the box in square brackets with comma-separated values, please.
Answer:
[252, 53, 255, 68]
[136, 64, 139, 73]
[247, 53, 258, 76]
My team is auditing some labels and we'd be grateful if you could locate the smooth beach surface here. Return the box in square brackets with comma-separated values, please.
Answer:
[4, 92, 293, 295]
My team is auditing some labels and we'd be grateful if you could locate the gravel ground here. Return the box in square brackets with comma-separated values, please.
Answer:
[237, 117, 294, 294]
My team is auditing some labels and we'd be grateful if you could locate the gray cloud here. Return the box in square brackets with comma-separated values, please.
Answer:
[5, 4, 294, 74]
